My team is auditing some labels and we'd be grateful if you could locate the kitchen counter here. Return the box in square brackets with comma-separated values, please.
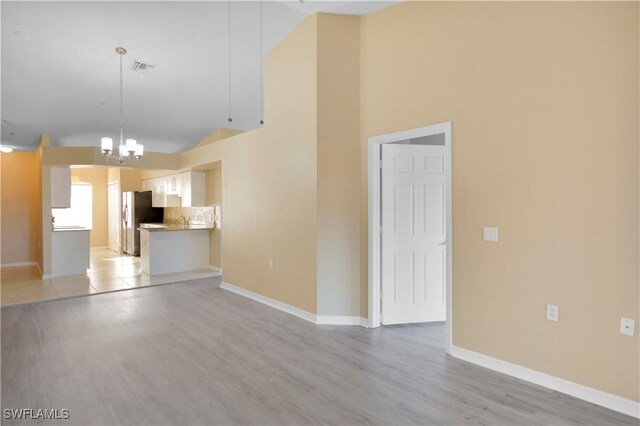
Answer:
[139, 223, 214, 232]
[53, 226, 91, 232]
[139, 227, 210, 275]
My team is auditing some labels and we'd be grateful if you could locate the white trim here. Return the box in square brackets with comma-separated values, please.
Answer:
[209, 265, 223, 273]
[367, 121, 453, 354]
[220, 282, 316, 324]
[316, 315, 368, 326]
[1, 261, 39, 268]
[451, 346, 640, 419]
[220, 282, 368, 327]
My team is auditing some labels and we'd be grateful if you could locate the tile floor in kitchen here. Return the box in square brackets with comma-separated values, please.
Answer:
[1, 248, 221, 307]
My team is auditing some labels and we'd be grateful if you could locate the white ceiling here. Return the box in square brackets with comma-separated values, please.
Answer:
[1, 1, 397, 153]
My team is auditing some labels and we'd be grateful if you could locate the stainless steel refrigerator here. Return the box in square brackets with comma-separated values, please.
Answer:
[122, 191, 164, 256]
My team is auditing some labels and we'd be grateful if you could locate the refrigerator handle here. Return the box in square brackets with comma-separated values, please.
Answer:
[123, 205, 128, 225]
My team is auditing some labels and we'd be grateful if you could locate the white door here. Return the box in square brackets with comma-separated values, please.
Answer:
[382, 143, 447, 324]
[107, 182, 120, 252]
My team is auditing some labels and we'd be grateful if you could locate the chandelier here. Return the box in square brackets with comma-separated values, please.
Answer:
[101, 47, 143, 164]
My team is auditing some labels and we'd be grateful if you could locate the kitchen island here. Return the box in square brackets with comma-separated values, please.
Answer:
[139, 223, 213, 275]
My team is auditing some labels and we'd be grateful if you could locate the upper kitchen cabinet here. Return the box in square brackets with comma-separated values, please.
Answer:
[50, 167, 71, 208]
[143, 171, 205, 208]
[181, 172, 205, 208]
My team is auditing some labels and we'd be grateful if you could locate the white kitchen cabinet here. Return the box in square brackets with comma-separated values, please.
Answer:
[142, 171, 205, 208]
[140, 228, 209, 275]
[182, 172, 205, 207]
[153, 178, 165, 207]
[166, 175, 180, 195]
[51, 228, 90, 277]
[50, 167, 71, 208]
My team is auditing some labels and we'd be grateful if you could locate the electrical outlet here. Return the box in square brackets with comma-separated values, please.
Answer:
[483, 227, 499, 242]
[620, 318, 635, 337]
[546, 304, 559, 322]
[268, 259, 274, 269]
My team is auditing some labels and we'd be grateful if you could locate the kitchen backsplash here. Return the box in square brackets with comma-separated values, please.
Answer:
[164, 207, 217, 226]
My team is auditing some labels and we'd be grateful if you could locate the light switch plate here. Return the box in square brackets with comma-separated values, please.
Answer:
[483, 227, 499, 242]
[268, 259, 274, 269]
[620, 318, 635, 337]
[546, 304, 559, 322]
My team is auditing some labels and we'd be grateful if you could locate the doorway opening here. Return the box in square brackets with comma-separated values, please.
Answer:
[107, 181, 120, 253]
[368, 121, 452, 353]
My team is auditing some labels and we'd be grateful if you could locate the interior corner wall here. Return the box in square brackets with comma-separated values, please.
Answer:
[35, 142, 43, 271]
[205, 168, 222, 268]
[316, 13, 362, 316]
[359, 1, 639, 402]
[179, 14, 319, 314]
[0, 152, 39, 265]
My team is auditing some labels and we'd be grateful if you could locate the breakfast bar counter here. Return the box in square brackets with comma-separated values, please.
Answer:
[139, 223, 212, 275]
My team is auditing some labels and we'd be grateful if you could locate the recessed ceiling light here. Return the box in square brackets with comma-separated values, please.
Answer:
[0, 146, 14, 153]
[13, 31, 31, 40]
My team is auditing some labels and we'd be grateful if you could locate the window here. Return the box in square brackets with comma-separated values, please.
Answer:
[52, 183, 93, 229]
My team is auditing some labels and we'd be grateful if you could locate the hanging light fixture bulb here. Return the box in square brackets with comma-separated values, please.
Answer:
[101, 137, 113, 157]
[100, 47, 144, 164]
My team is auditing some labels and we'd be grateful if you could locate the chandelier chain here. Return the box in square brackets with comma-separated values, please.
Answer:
[228, 0, 232, 123]
[260, 0, 264, 125]
[119, 50, 124, 146]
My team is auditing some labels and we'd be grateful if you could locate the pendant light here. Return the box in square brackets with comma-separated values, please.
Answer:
[259, 0, 264, 126]
[101, 47, 144, 163]
[227, 0, 233, 124]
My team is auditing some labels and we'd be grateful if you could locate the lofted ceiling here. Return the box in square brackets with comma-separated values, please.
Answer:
[1, 1, 397, 153]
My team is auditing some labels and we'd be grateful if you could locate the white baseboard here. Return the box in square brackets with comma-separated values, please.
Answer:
[209, 265, 223, 273]
[316, 315, 368, 326]
[1, 261, 39, 268]
[220, 282, 367, 327]
[220, 282, 316, 323]
[451, 346, 640, 419]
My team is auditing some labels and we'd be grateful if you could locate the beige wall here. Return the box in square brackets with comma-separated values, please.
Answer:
[179, 15, 319, 314]
[316, 14, 362, 316]
[43, 146, 179, 170]
[196, 128, 245, 148]
[0, 152, 39, 265]
[360, 1, 639, 402]
[39, 134, 53, 276]
[120, 169, 142, 192]
[35, 143, 43, 270]
[206, 168, 222, 268]
[20, 3, 637, 404]
[71, 168, 108, 248]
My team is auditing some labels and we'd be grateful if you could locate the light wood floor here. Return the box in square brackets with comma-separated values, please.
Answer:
[2, 278, 637, 425]
[1, 248, 219, 306]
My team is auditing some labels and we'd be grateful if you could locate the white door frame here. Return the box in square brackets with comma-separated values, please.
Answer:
[368, 121, 453, 353]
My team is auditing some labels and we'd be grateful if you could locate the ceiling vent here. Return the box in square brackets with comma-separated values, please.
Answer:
[130, 60, 155, 75]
